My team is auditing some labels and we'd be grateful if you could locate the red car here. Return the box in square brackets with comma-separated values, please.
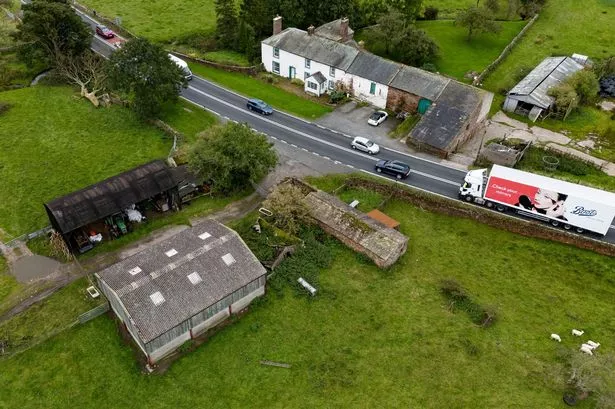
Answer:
[95, 25, 114, 39]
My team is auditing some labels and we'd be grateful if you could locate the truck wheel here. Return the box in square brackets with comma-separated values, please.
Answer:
[396, 174, 402, 179]
[376, 168, 382, 173]
[564, 224, 571, 230]
[575, 227, 584, 234]
[551, 220, 560, 227]
[486, 201, 494, 209]
[496, 204, 505, 212]
[464, 195, 473, 202]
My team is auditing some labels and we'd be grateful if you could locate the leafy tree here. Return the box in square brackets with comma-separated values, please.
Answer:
[455, 6, 501, 40]
[278, 0, 306, 29]
[239, 0, 277, 39]
[567, 70, 599, 104]
[484, 0, 499, 13]
[14, 0, 91, 66]
[236, 19, 259, 63]
[187, 122, 278, 193]
[594, 55, 615, 78]
[548, 83, 578, 116]
[386, 0, 423, 22]
[262, 183, 310, 234]
[367, 8, 438, 66]
[356, 0, 388, 26]
[423, 5, 439, 20]
[215, 0, 238, 49]
[106, 38, 186, 119]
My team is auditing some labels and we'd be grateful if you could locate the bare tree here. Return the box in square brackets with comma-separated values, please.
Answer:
[55, 51, 108, 106]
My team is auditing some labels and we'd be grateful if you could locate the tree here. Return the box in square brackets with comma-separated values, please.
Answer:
[239, 0, 277, 39]
[187, 122, 278, 193]
[386, 0, 423, 22]
[548, 83, 578, 117]
[236, 19, 259, 63]
[368, 8, 406, 55]
[278, 0, 306, 29]
[455, 6, 501, 40]
[215, 0, 238, 49]
[262, 183, 310, 234]
[56, 51, 107, 106]
[566, 352, 615, 408]
[484, 0, 499, 13]
[397, 26, 439, 66]
[14, 0, 91, 66]
[567, 70, 599, 104]
[106, 38, 186, 119]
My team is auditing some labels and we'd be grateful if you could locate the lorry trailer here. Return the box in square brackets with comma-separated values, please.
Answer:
[168, 54, 193, 81]
[459, 165, 615, 236]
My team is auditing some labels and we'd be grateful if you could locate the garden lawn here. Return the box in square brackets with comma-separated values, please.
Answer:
[483, 0, 615, 93]
[1, 176, 613, 408]
[78, 0, 217, 43]
[189, 63, 333, 119]
[415, 20, 527, 80]
[160, 98, 217, 144]
[0, 86, 171, 237]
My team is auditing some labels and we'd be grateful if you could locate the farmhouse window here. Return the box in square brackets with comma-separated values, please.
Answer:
[308, 81, 317, 90]
[305, 59, 311, 69]
[329, 67, 335, 77]
[273, 47, 279, 58]
[304, 72, 309, 80]
[273, 61, 280, 74]
[328, 80, 334, 90]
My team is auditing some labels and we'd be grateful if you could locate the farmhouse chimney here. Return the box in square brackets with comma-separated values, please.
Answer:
[340, 17, 349, 42]
[273, 15, 282, 35]
[307, 25, 315, 35]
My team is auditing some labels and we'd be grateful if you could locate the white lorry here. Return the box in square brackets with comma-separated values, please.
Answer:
[459, 165, 615, 236]
[168, 54, 193, 80]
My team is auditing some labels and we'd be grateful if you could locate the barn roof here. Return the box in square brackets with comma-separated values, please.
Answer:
[410, 81, 481, 151]
[508, 56, 584, 109]
[96, 220, 267, 343]
[262, 28, 359, 70]
[389, 65, 450, 101]
[347, 52, 401, 85]
[45, 160, 178, 234]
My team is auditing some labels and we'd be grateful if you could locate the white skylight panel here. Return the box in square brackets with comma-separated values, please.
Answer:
[165, 248, 178, 257]
[128, 267, 142, 276]
[222, 253, 236, 266]
[198, 232, 212, 240]
[187, 272, 202, 285]
[149, 291, 165, 306]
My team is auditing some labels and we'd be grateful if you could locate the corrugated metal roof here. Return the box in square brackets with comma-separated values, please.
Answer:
[262, 28, 359, 71]
[44, 161, 179, 234]
[97, 220, 267, 343]
[389, 65, 450, 100]
[347, 52, 401, 85]
[508, 56, 584, 109]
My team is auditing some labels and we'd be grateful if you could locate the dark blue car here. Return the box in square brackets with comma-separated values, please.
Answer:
[375, 160, 411, 179]
[246, 99, 273, 115]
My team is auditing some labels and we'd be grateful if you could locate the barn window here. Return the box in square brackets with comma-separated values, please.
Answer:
[128, 266, 142, 276]
[222, 253, 236, 266]
[150, 291, 165, 306]
[165, 248, 178, 257]
[198, 232, 211, 240]
[187, 272, 203, 285]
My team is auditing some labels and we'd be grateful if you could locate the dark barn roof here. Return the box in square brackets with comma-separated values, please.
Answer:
[347, 52, 400, 85]
[96, 221, 267, 343]
[45, 160, 178, 234]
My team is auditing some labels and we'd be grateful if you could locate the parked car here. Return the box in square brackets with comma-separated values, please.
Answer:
[367, 110, 388, 126]
[375, 159, 411, 179]
[350, 136, 380, 155]
[95, 25, 115, 39]
[246, 99, 273, 115]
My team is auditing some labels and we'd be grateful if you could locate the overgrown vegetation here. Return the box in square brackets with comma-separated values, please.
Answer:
[439, 278, 497, 327]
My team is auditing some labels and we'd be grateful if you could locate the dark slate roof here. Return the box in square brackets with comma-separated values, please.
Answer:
[389, 66, 450, 101]
[45, 160, 178, 234]
[508, 56, 583, 109]
[262, 28, 359, 70]
[347, 52, 401, 85]
[96, 220, 267, 343]
[410, 81, 481, 150]
[309, 71, 327, 84]
[314, 18, 355, 42]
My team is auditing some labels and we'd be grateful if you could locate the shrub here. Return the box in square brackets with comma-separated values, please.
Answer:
[439, 278, 497, 327]
[328, 89, 346, 104]
[290, 78, 304, 86]
[261, 73, 278, 84]
[548, 83, 578, 115]
[423, 6, 439, 20]
[567, 70, 600, 105]
[421, 62, 437, 72]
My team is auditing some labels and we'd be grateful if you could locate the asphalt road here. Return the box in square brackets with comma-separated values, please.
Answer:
[71, 9, 615, 243]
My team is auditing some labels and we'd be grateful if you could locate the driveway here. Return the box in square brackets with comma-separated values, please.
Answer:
[315, 101, 407, 152]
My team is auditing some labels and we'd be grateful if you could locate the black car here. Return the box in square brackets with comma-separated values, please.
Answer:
[374, 160, 411, 179]
[247, 99, 273, 115]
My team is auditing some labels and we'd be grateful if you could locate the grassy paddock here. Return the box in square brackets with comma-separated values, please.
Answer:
[0, 86, 171, 237]
[0, 256, 21, 307]
[188, 63, 333, 119]
[78, 0, 217, 43]
[419, 0, 515, 19]
[0, 176, 613, 408]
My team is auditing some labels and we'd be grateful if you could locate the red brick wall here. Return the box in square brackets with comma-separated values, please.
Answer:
[386, 88, 420, 112]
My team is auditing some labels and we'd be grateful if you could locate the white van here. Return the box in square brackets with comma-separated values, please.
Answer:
[168, 54, 193, 80]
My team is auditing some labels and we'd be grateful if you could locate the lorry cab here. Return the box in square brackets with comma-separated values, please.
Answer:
[168, 54, 193, 81]
[459, 169, 487, 202]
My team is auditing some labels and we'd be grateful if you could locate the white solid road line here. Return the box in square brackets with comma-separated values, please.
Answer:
[187, 85, 461, 187]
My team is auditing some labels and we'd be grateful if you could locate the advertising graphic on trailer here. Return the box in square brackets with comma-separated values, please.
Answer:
[484, 176, 613, 234]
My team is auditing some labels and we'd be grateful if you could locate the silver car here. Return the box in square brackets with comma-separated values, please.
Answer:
[350, 136, 380, 155]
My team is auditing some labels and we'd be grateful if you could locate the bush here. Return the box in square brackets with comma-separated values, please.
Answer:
[421, 62, 437, 72]
[328, 89, 346, 104]
[261, 73, 279, 84]
[567, 70, 600, 105]
[439, 278, 497, 327]
[290, 78, 304, 86]
[423, 6, 439, 20]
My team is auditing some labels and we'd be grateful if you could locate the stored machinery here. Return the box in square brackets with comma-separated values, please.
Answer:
[459, 165, 615, 236]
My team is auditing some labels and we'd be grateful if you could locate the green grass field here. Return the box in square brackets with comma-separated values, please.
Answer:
[0, 86, 178, 237]
[189, 63, 333, 119]
[78, 0, 217, 43]
[0, 256, 21, 307]
[0, 175, 613, 408]
[356, 20, 526, 80]
[419, 0, 515, 19]
[483, 0, 615, 93]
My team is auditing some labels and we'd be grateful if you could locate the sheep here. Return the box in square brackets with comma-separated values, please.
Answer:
[580, 345, 594, 355]
[586, 340, 600, 350]
[572, 329, 584, 336]
[550, 333, 562, 342]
